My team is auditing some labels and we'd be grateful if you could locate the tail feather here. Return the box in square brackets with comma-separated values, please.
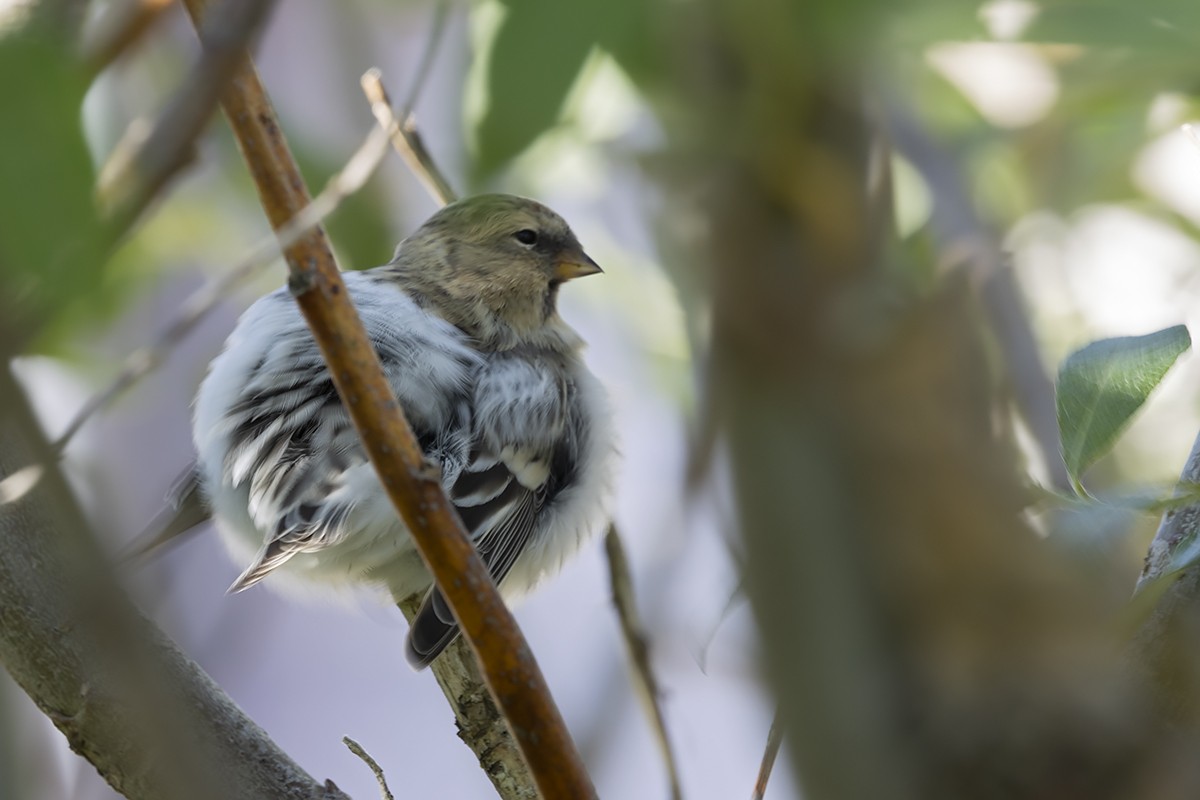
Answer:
[227, 539, 296, 593]
[405, 587, 461, 669]
[122, 466, 211, 562]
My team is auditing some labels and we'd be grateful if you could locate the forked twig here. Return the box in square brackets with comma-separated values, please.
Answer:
[361, 70, 457, 206]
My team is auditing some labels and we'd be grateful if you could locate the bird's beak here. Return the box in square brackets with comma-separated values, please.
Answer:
[554, 250, 603, 283]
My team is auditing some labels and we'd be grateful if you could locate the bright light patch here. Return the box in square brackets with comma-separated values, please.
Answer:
[1061, 206, 1199, 334]
[926, 42, 1059, 128]
[1133, 126, 1200, 226]
[979, 0, 1040, 41]
[891, 154, 932, 238]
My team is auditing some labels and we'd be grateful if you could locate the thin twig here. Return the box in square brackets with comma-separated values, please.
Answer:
[57, 121, 393, 458]
[604, 525, 684, 800]
[397, 0, 450, 117]
[343, 737, 394, 800]
[79, 0, 173, 73]
[0, 120, 391, 506]
[750, 708, 784, 800]
[180, 2, 595, 796]
[0, 120, 395, 508]
[96, 0, 276, 234]
[361, 70, 457, 206]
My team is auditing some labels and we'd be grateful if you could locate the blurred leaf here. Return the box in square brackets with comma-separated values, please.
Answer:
[0, 31, 104, 352]
[293, 142, 394, 271]
[471, 0, 594, 180]
[1056, 325, 1191, 487]
[1026, 1, 1200, 49]
[471, 0, 658, 181]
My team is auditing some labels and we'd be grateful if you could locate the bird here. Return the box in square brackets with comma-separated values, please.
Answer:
[183, 193, 613, 669]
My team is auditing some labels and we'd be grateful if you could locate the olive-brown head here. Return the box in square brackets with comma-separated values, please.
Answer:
[385, 194, 601, 351]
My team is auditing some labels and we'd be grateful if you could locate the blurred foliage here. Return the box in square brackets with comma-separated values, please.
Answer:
[0, 29, 105, 356]
[293, 143, 395, 271]
[469, 0, 658, 181]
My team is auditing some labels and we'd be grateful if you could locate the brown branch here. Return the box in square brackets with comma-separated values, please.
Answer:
[749, 708, 783, 800]
[363, 71, 545, 800]
[397, 597, 538, 800]
[0, 120, 394, 509]
[0, 367, 350, 800]
[604, 526, 684, 800]
[179, 3, 595, 797]
[58, 121, 393, 460]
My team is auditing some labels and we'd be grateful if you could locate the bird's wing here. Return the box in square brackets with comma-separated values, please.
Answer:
[204, 278, 479, 593]
[406, 353, 570, 669]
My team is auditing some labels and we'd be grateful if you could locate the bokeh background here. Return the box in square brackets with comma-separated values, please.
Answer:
[4, 0, 1200, 798]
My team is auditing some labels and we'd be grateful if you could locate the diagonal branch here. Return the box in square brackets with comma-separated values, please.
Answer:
[0, 367, 350, 800]
[178, 2, 595, 797]
[96, 0, 277, 234]
[1128, 430, 1200, 714]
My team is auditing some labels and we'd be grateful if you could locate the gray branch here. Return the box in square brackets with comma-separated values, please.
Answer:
[0, 367, 350, 800]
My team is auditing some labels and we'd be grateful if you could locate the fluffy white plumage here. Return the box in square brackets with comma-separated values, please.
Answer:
[189, 194, 613, 667]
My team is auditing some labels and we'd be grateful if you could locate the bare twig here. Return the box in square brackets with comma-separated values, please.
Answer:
[179, 3, 595, 796]
[342, 737, 393, 800]
[750, 709, 784, 800]
[604, 526, 684, 800]
[96, 0, 277, 234]
[361, 70, 457, 206]
[58, 121, 393, 458]
[0, 120, 394, 507]
[79, 0, 173, 73]
[396, 0, 449, 116]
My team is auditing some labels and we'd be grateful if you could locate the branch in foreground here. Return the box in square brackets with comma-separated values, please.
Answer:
[0, 368, 348, 800]
[179, 3, 595, 797]
[0, 120, 394, 510]
[885, 99, 1071, 493]
[1129, 429, 1200, 715]
[96, 0, 276, 234]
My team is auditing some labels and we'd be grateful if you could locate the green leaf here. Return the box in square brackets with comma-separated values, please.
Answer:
[1056, 325, 1191, 487]
[470, 0, 594, 181]
[0, 32, 104, 353]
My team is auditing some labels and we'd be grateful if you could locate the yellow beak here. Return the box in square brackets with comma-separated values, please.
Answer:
[553, 251, 603, 283]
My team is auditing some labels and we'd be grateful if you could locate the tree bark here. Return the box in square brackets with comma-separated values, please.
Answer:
[0, 367, 349, 800]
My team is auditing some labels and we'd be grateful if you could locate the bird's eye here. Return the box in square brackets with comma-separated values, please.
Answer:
[513, 229, 538, 246]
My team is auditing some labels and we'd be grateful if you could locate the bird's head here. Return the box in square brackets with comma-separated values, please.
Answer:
[389, 194, 601, 351]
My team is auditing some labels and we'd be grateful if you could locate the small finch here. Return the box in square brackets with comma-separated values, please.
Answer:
[185, 194, 613, 668]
